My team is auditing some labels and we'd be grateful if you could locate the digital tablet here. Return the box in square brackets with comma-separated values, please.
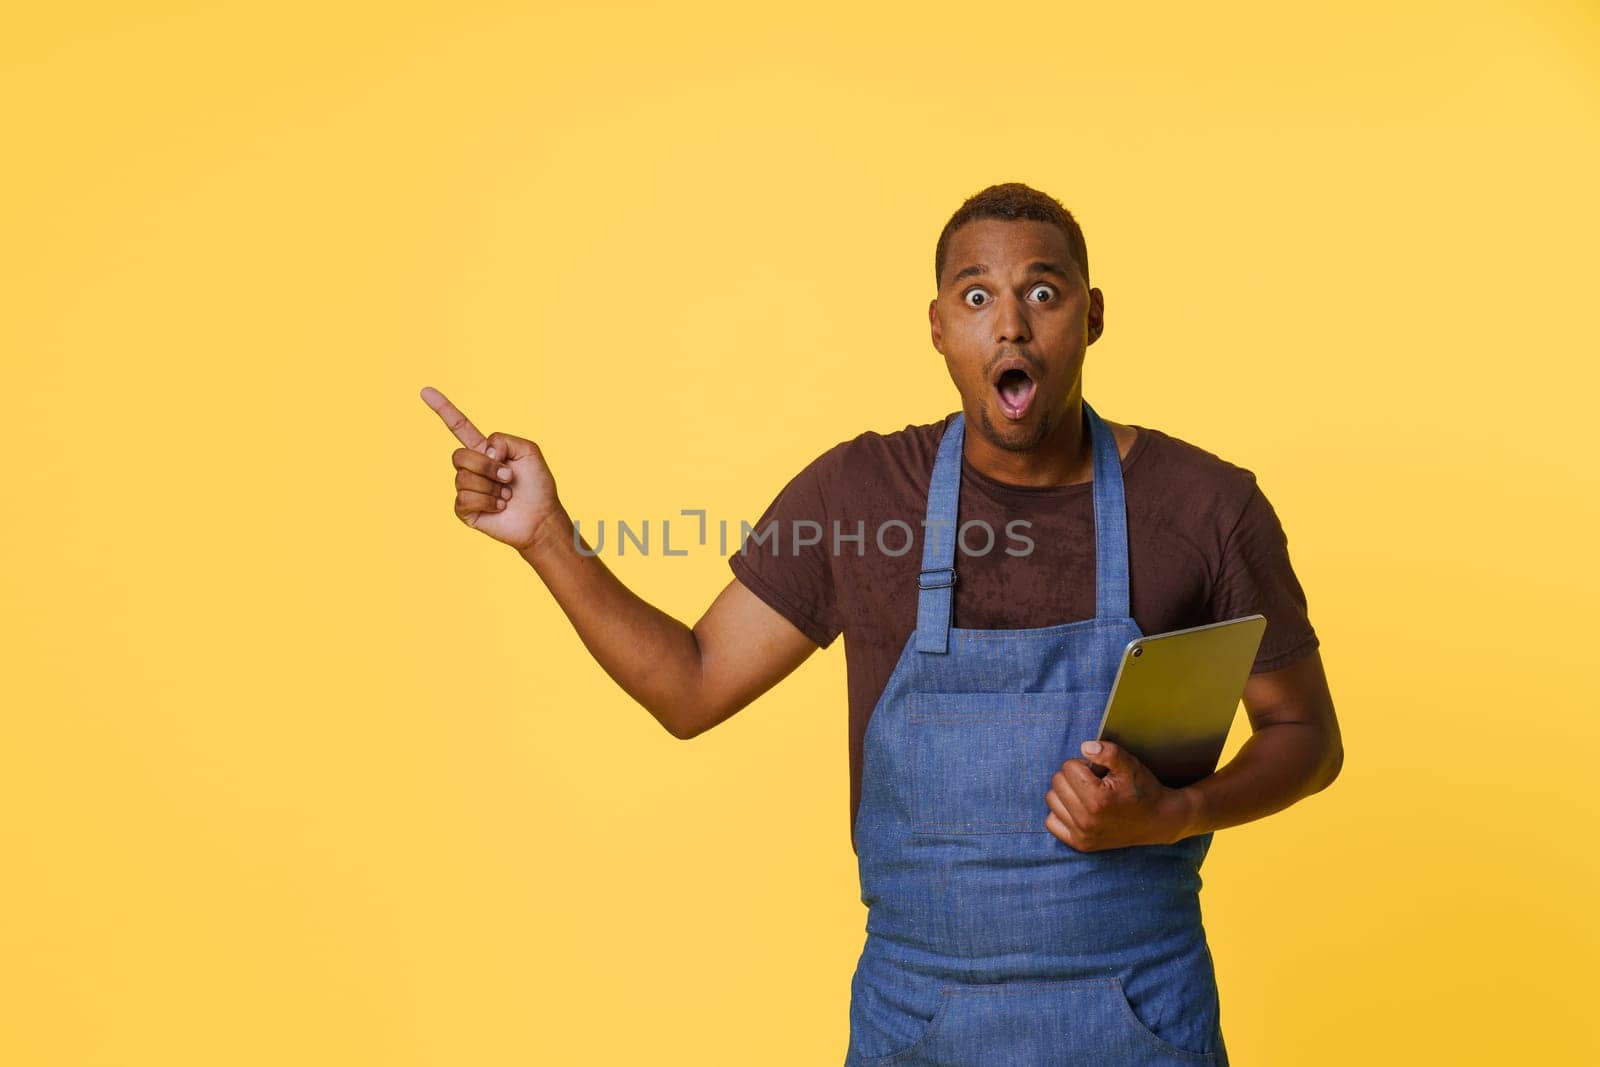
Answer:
[1089, 614, 1267, 787]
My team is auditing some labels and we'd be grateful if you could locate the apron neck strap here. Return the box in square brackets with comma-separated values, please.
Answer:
[914, 399, 1132, 655]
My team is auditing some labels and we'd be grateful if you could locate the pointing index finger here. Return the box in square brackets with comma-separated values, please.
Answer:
[420, 386, 487, 451]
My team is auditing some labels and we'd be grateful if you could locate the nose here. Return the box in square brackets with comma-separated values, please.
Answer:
[994, 291, 1031, 345]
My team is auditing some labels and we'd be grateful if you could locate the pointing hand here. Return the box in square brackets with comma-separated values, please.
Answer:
[420, 386, 562, 552]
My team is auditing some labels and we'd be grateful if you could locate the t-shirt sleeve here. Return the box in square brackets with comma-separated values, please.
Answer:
[727, 445, 845, 649]
[1209, 481, 1321, 673]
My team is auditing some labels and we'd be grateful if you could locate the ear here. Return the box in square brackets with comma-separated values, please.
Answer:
[1086, 287, 1105, 345]
[928, 298, 944, 354]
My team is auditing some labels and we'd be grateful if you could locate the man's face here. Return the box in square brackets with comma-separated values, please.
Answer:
[929, 218, 1104, 453]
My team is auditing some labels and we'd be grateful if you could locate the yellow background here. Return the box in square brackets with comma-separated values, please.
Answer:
[3, 1, 1596, 1063]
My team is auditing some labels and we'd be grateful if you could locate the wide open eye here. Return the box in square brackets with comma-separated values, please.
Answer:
[963, 289, 989, 308]
[1028, 283, 1056, 302]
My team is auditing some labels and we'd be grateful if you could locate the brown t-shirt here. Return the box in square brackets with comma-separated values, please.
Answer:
[727, 410, 1320, 854]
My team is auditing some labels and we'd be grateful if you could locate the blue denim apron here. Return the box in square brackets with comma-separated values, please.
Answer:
[844, 400, 1228, 1066]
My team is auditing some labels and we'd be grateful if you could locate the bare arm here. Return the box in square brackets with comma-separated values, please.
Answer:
[420, 385, 819, 740]
[1170, 648, 1344, 838]
[521, 507, 821, 739]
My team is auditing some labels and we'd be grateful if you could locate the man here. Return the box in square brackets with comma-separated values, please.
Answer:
[421, 182, 1342, 1066]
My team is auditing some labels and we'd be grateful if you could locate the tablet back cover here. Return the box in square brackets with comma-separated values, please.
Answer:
[1095, 614, 1266, 787]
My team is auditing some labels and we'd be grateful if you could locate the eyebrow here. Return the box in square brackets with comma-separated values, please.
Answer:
[949, 261, 1071, 286]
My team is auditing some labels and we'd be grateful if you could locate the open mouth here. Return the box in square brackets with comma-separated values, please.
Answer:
[994, 366, 1037, 420]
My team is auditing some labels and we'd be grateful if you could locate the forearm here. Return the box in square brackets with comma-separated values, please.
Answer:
[1167, 722, 1343, 841]
[518, 505, 705, 738]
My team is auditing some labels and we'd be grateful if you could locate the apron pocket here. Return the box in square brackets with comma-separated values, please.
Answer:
[1103, 975, 1220, 1063]
[849, 982, 960, 1066]
[908, 691, 1093, 835]
[856, 977, 1217, 1066]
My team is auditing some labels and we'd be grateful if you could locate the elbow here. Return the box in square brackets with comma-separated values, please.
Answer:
[666, 718, 703, 741]
[656, 699, 717, 741]
[658, 707, 699, 741]
[1315, 738, 1344, 792]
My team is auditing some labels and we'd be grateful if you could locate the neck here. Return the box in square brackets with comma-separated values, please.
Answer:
[963, 398, 1094, 488]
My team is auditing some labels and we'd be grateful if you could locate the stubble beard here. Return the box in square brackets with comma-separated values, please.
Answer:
[976, 401, 1058, 454]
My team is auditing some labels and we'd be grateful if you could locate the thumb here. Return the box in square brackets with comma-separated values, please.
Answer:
[1080, 739, 1131, 774]
[485, 430, 542, 464]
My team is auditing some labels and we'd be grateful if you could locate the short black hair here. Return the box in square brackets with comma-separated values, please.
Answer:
[934, 182, 1089, 290]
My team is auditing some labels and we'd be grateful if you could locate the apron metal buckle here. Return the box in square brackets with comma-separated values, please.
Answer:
[917, 567, 957, 590]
